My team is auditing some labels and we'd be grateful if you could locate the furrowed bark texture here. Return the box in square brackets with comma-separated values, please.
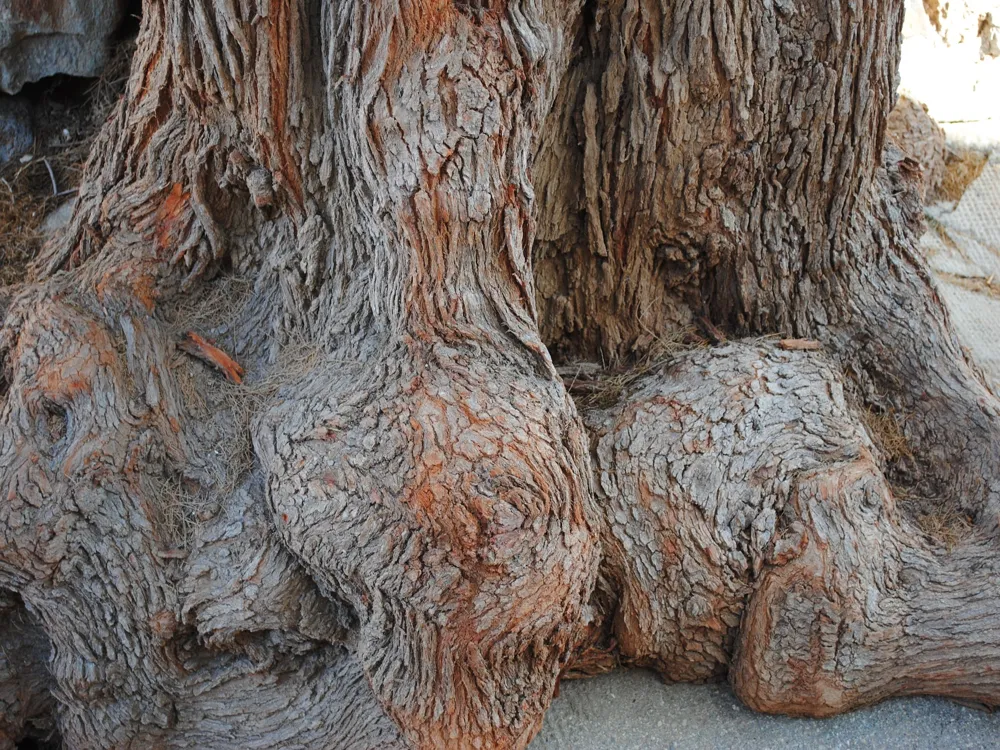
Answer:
[586, 343, 1000, 712]
[5, 1, 598, 748]
[533, 0, 1000, 522]
[0, 0, 999, 747]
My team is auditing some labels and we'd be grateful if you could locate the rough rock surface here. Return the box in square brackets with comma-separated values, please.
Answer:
[0, 95, 31, 163]
[0, 0, 126, 94]
[887, 95, 948, 198]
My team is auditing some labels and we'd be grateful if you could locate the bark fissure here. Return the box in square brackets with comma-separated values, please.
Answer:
[1, 0, 999, 748]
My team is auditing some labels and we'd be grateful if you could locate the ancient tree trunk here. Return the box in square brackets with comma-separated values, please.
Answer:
[1, 0, 998, 748]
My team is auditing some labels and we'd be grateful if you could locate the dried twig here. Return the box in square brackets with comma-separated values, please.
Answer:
[42, 158, 58, 196]
[154, 547, 189, 560]
[697, 316, 727, 344]
[779, 338, 822, 351]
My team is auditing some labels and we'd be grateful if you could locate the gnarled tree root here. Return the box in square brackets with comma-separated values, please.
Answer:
[2, 282, 1000, 747]
[254, 342, 599, 748]
[2, 0, 1000, 746]
[587, 342, 1000, 716]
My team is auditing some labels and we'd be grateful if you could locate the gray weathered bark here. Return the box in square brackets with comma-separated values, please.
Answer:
[1, 0, 999, 748]
[586, 342, 1000, 714]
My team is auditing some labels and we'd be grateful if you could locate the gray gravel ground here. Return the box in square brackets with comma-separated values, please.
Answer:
[531, 670, 1000, 749]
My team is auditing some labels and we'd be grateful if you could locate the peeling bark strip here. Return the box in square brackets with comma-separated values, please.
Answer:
[1, 0, 1000, 748]
[180, 332, 245, 383]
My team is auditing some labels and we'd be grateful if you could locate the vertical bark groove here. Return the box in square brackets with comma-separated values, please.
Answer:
[0, 0, 999, 747]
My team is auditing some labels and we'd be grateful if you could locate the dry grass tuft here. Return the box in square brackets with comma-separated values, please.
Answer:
[196, 335, 324, 503]
[0, 182, 51, 285]
[161, 275, 332, 541]
[935, 271, 1000, 300]
[861, 406, 914, 464]
[166, 275, 255, 337]
[912, 505, 975, 552]
[925, 213, 963, 255]
[858, 405, 977, 550]
[890, 476, 976, 551]
[935, 146, 989, 203]
[158, 473, 209, 548]
[560, 327, 708, 411]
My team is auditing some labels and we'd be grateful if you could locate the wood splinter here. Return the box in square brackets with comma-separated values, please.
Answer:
[179, 332, 245, 383]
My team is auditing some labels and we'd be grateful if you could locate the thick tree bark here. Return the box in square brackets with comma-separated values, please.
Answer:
[586, 342, 1000, 713]
[533, 0, 999, 521]
[1, 0, 999, 748]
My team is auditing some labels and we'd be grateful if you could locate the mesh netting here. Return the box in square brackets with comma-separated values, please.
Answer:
[924, 151, 1000, 390]
[943, 153, 1000, 260]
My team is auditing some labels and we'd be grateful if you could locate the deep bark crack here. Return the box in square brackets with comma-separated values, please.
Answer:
[1, 0, 999, 748]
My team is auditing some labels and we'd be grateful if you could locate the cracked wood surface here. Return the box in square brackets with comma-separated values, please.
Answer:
[1, 0, 999, 748]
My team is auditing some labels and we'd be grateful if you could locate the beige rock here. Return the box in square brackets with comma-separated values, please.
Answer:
[887, 95, 948, 197]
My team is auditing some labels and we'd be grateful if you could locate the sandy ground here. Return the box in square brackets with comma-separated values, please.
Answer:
[533, 671, 1000, 750]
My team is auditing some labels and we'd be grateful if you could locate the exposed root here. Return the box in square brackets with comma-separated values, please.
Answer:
[586, 341, 1000, 714]
[2, 0, 998, 744]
